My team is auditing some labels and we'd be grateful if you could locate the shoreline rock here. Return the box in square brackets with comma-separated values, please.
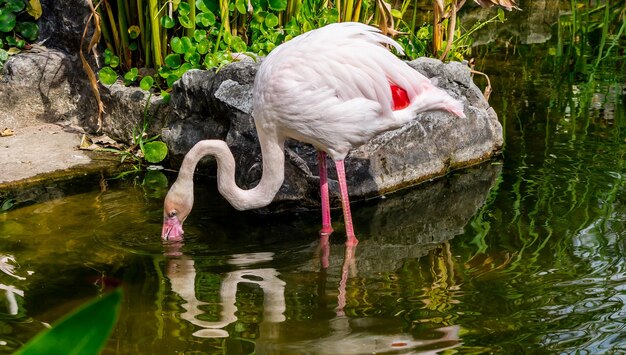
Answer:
[1, 49, 502, 212]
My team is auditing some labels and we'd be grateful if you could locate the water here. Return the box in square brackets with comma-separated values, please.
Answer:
[2, 7, 626, 355]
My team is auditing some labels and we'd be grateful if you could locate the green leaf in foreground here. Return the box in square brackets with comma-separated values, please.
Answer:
[98, 66, 118, 85]
[15, 22, 39, 41]
[17, 289, 122, 355]
[140, 75, 154, 91]
[143, 141, 168, 163]
[0, 10, 17, 32]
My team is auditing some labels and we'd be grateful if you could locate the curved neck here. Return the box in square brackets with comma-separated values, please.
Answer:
[178, 128, 285, 210]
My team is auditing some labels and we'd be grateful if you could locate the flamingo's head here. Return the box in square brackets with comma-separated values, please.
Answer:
[161, 180, 193, 241]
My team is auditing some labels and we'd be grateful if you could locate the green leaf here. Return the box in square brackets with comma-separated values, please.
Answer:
[98, 66, 118, 85]
[165, 73, 180, 87]
[140, 76, 154, 91]
[158, 66, 172, 78]
[196, 0, 210, 12]
[196, 11, 215, 27]
[4, 0, 25, 13]
[26, 0, 42, 19]
[235, 0, 247, 14]
[160, 15, 175, 29]
[193, 29, 207, 42]
[0, 49, 8, 62]
[103, 48, 120, 68]
[142, 170, 169, 190]
[265, 13, 279, 28]
[181, 36, 195, 53]
[171, 37, 184, 53]
[15, 22, 38, 41]
[253, 11, 266, 23]
[197, 38, 210, 54]
[1, 198, 14, 212]
[497, 8, 505, 22]
[390, 9, 402, 19]
[178, 2, 191, 15]
[0, 10, 17, 32]
[128, 25, 141, 39]
[142, 141, 168, 163]
[124, 67, 139, 83]
[179, 14, 193, 28]
[267, 0, 287, 11]
[16, 289, 122, 355]
[185, 51, 201, 66]
[230, 36, 247, 52]
[160, 90, 171, 104]
[165, 53, 182, 68]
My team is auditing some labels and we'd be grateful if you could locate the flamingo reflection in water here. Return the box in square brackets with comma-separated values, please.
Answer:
[164, 249, 285, 338]
[164, 242, 461, 353]
[1, 254, 26, 317]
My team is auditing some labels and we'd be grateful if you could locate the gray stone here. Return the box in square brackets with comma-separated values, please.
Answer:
[0, 50, 96, 129]
[163, 59, 503, 212]
[298, 162, 502, 274]
[39, 0, 92, 53]
[99, 83, 170, 143]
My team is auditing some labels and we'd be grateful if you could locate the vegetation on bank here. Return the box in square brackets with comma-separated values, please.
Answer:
[0, 0, 41, 69]
[87, 0, 516, 93]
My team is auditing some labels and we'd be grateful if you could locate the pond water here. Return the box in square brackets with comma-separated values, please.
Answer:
[2, 5, 626, 355]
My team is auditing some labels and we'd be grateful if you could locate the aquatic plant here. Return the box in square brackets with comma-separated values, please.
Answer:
[16, 289, 122, 355]
[0, 0, 41, 69]
[88, 0, 518, 92]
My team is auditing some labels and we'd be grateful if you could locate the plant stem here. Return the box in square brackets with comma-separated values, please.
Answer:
[148, 0, 163, 68]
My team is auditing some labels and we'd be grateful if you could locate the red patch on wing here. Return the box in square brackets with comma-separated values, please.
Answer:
[390, 84, 410, 111]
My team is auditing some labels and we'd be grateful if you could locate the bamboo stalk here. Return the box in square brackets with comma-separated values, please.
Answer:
[352, 0, 362, 22]
[148, 0, 163, 68]
[117, 0, 132, 68]
[137, 0, 147, 64]
[344, 0, 354, 23]
[97, 3, 115, 53]
[186, 0, 196, 37]
[103, 1, 120, 54]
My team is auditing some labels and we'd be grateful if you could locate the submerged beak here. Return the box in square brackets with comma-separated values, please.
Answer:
[162, 216, 184, 241]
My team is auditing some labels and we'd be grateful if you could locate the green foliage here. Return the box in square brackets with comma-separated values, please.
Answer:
[551, 1, 625, 81]
[16, 289, 122, 355]
[97, 0, 511, 92]
[1, 198, 14, 211]
[0, 0, 41, 69]
[143, 141, 169, 163]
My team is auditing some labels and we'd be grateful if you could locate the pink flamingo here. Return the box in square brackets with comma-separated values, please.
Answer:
[162, 22, 465, 245]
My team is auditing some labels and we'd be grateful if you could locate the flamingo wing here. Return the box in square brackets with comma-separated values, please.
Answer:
[253, 22, 457, 160]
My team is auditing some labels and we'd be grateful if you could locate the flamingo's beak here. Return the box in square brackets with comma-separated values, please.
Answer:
[162, 216, 184, 241]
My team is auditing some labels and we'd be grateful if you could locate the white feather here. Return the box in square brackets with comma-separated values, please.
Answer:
[253, 22, 465, 160]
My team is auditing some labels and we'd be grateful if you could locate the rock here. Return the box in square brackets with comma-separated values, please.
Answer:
[0, 50, 97, 129]
[298, 162, 502, 274]
[163, 59, 503, 212]
[39, 0, 92, 53]
[99, 83, 170, 143]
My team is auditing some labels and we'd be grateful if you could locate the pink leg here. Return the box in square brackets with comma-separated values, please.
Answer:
[335, 160, 358, 246]
[318, 151, 333, 236]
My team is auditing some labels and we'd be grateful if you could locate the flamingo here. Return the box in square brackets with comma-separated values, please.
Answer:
[162, 22, 466, 245]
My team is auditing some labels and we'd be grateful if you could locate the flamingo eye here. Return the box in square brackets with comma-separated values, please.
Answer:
[168, 210, 178, 218]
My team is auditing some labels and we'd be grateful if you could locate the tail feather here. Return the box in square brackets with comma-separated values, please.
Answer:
[393, 86, 466, 126]
[411, 85, 466, 118]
